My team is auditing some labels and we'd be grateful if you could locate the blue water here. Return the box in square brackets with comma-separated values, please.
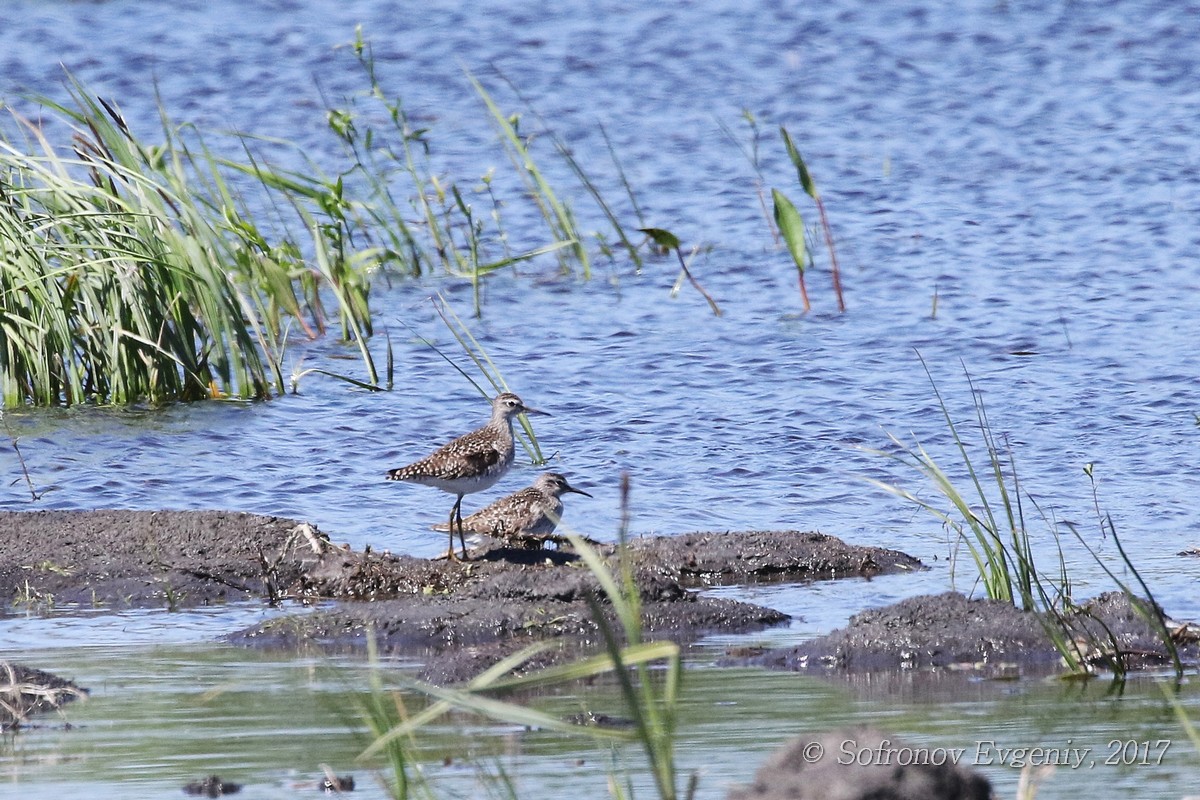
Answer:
[3, 0, 1200, 796]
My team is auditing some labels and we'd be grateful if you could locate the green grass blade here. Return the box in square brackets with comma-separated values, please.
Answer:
[780, 126, 816, 199]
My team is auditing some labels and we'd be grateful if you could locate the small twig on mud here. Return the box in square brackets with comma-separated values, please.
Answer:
[257, 523, 331, 605]
[289, 522, 331, 555]
[257, 546, 282, 606]
[175, 568, 253, 595]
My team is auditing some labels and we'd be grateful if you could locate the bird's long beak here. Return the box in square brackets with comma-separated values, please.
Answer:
[566, 484, 592, 498]
[520, 406, 550, 417]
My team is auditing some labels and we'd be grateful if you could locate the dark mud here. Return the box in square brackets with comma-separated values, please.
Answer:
[727, 727, 992, 800]
[233, 528, 921, 682]
[0, 662, 87, 730]
[0, 510, 311, 608]
[735, 590, 1200, 679]
[627, 530, 922, 585]
[0, 511, 922, 682]
[4, 511, 1194, 685]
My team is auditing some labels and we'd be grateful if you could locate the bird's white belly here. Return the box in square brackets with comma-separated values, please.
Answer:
[412, 470, 504, 496]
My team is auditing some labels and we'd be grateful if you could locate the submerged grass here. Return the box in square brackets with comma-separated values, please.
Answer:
[867, 356, 1183, 678]
[717, 110, 778, 248]
[1, 413, 45, 500]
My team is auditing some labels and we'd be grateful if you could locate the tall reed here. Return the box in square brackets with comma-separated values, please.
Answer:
[717, 110, 778, 247]
[0, 75, 380, 406]
[490, 70, 647, 271]
[467, 72, 588, 279]
[424, 292, 546, 464]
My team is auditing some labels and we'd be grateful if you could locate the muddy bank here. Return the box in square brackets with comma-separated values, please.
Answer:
[734, 591, 1200, 678]
[231, 539, 788, 682]
[0, 510, 312, 608]
[0, 511, 919, 610]
[230, 581, 786, 683]
[5, 510, 1190, 683]
[0, 510, 924, 681]
[627, 530, 922, 585]
[233, 528, 921, 682]
[0, 662, 87, 730]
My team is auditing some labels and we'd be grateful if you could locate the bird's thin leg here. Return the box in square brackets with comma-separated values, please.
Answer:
[446, 496, 463, 561]
[455, 495, 468, 560]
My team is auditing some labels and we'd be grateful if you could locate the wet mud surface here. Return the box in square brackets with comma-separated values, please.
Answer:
[0, 510, 309, 608]
[733, 590, 1200, 679]
[626, 530, 921, 584]
[0, 510, 920, 681]
[4, 510, 1192, 686]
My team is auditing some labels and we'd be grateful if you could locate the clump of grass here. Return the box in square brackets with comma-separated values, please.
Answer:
[866, 356, 1182, 678]
[865, 359, 1045, 609]
[0, 75, 381, 407]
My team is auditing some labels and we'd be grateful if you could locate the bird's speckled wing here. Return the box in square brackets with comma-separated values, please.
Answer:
[387, 427, 509, 482]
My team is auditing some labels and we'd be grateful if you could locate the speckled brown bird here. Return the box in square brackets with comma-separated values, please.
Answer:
[433, 472, 592, 548]
[386, 392, 547, 560]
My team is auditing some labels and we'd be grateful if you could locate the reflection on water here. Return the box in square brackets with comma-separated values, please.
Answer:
[4, 0, 1200, 796]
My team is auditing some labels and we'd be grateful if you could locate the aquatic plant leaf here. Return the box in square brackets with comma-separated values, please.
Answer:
[771, 189, 807, 273]
[638, 227, 681, 251]
[780, 126, 817, 199]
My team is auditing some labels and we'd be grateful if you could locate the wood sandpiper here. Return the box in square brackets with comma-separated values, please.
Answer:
[386, 392, 548, 560]
[432, 472, 592, 550]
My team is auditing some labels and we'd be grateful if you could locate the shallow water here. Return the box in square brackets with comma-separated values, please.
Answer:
[3, 0, 1200, 795]
[6, 638, 1199, 799]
